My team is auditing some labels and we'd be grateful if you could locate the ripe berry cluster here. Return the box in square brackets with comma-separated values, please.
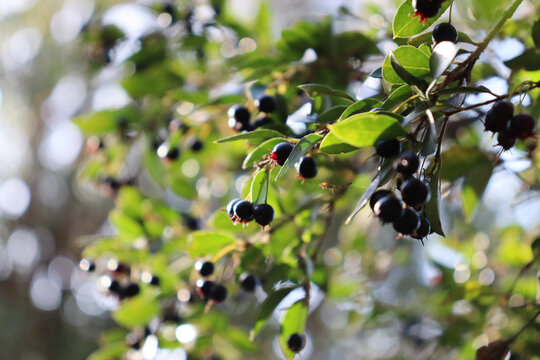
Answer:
[227, 199, 274, 227]
[270, 142, 318, 183]
[370, 148, 432, 240]
[195, 260, 228, 303]
[228, 95, 277, 132]
[484, 100, 537, 151]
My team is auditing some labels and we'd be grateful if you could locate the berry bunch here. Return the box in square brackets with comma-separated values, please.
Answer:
[484, 100, 537, 151]
[228, 95, 277, 132]
[369, 150, 432, 240]
[227, 198, 275, 228]
[269, 142, 318, 182]
[194, 261, 228, 303]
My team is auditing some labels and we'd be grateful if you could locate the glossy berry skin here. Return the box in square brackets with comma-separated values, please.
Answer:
[123, 283, 141, 298]
[209, 284, 228, 303]
[166, 147, 180, 161]
[196, 261, 215, 277]
[395, 151, 419, 177]
[369, 189, 392, 210]
[412, 0, 441, 24]
[253, 203, 274, 227]
[233, 200, 255, 222]
[270, 142, 294, 166]
[497, 130, 517, 151]
[287, 333, 306, 353]
[510, 114, 536, 139]
[296, 156, 318, 180]
[393, 207, 421, 235]
[375, 138, 402, 158]
[79, 258, 96, 272]
[432, 22, 458, 43]
[228, 105, 251, 125]
[373, 195, 404, 223]
[400, 177, 431, 207]
[256, 95, 277, 113]
[227, 198, 242, 219]
[197, 280, 215, 298]
[412, 215, 432, 240]
[240, 273, 257, 292]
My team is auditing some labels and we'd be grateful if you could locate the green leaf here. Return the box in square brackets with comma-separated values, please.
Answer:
[408, 31, 475, 47]
[461, 162, 493, 222]
[188, 231, 237, 257]
[382, 46, 430, 85]
[279, 300, 309, 358]
[74, 107, 138, 135]
[339, 98, 382, 121]
[430, 41, 459, 79]
[318, 105, 348, 123]
[243, 138, 285, 169]
[436, 86, 493, 97]
[251, 169, 269, 205]
[328, 113, 406, 148]
[112, 293, 160, 328]
[255, 2, 272, 51]
[382, 85, 413, 111]
[441, 146, 491, 181]
[109, 210, 144, 239]
[393, 0, 451, 38]
[533, 18, 540, 48]
[319, 132, 359, 154]
[298, 84, 355, 102]
[504, 48, 540, 71]
[275, 133, 323, 181]
[216, 129, 286, 143]
[252, 285, 299, 337]
[88, 342, 129, 360]
[425, 171, 444, 236]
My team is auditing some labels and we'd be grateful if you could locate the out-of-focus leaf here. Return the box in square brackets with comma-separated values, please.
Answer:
[441, 146, 490, 180]
[216, 130, 286, 143]
[275, 133, 323, 180]
[329, 113, 406, 148]
[188, 231, 237, 257]
[532, 19, 540, 48]
[109, 210, 144, 239]
[298, 84, 355, 102]
[112, 293, 160, 328]
[251, 284, 299, 337]
[74, 108, 138, 135]
[504, 48, 540, 71]
[393, 0, 451, 38]
[279, 300, 308, 359]
[251, 169, 269, 205]
[88, 342, 129, 360]
[461, 162, 493, 222]
[425, 170, 444, 236]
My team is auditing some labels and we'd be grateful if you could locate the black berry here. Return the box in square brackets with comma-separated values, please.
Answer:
[395, 151, 419, 176]
[189, 137, 204, 151]
[227, 198, 242, 220]
[296, 156, 318, 180]
[369, 189, 392, 210]
[228, 105, 251, 125]
[509, 114, 536, 139]
[149, 275, 160, 286]
[492, 100, 514, 120]
[209, 284, 228, 303]
[240, 273, 257, 292]
[497, 130, 517, 151]
[197, 279, 215, 298]
[166, 147, 180, 161]
[412, 0, 441, 24]
[412, 215, 432, 240]
[123, 283, 141, 298]
[432, 23, 458, 43]
[392, 207, 421, 235]
[184, 216, 200, 230]
[196, 261, 215, 277]
[254, 116, 272, 129]
[270, 142, 294, 166]
[400, 177, 430, 207]
[233, 200, 255, 223]
[287, 333, 306, 353]
[375, 138, 402, 158]
[373, 195, 404, 223]
[108, 279, 122, 294]
[256, 95, 277, 113]
[484, 109, 510, 133]
[253, 203, 274, 227]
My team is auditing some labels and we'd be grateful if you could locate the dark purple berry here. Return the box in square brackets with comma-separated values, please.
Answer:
[392, 207, 421, 235]
[412, 0, 441, 23]
[492, 100, 514, 120]
[240, 273, 257, 292]
[270, 142, 294, 166]
[228, 105, 251, 125]
[256, 95, 277, 113]
[432, 23, 458, 43]
[253, 203, 274, 227]
[395, 151, 419, 176]
[209, 284, 228, 303]
[484, 109, 510, 133]
[497, 130, 517, 150]
[108, 279, 122, 294]
[369, 190, 392, 210]
[375, 138, 402, 158]
[400, 177, 431, 207]
[189, 138, 203, 151]
[123, 283, 140, 298]
[287, 333, 306, 353]
[227, 198, 242, 219]
[412, 215, 432, 239]
[149, 276, 160, 286]
[166, 147, 180, 160]
[296, 156, 318, 180]
[509, 114, 536, 139]
[374, 195, 404, 223]
[184, 216, 200, 230]
[233, 200, 254, 222]
[196, 261, 215, 277]
[196, 279, 215, 298]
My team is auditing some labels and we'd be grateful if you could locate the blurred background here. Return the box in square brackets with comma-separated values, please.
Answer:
[0, 0, 539, 359]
